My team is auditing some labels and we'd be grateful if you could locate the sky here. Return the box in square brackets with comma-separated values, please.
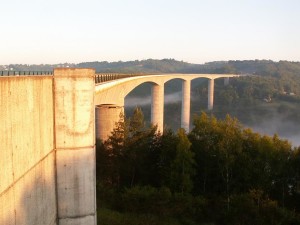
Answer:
[1, 0, 300, 64]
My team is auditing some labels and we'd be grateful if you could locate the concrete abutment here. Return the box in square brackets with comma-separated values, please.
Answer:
[53, 68, 97, 225]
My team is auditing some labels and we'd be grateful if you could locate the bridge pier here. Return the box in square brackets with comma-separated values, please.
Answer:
[224, 77, 229, 86]
[54, 68, 96, 225]
[151, 83, 164, 132]
[208, 79, 214, 110]
[96, 104, 124, 141]
[181, 80, 191, 132]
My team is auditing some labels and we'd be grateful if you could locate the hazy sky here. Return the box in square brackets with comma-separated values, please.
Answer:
[1, 0, 300, 64]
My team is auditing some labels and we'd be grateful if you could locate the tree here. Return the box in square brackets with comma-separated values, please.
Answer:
[123, 107, 158, 187]
[189, 112, 222, 195]
[170, 128, 195, 194]
[97, 111, 127, 188]
[217, 115, 243, 211]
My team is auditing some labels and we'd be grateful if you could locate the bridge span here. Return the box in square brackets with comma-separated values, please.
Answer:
[95, 73, 239, 140]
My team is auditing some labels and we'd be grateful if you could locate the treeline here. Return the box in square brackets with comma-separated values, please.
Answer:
[4, 59, 300, 76]
[96, 108, 300, 225]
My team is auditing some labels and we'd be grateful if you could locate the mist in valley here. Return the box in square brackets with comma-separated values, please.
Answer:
[243, 112, 300, 147]
[125, 91, 300, 148]
[125, 91, 182, 107]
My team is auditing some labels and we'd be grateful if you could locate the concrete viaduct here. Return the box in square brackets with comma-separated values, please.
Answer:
[0, 69, 239, 225]
[95, 73, 237, 140]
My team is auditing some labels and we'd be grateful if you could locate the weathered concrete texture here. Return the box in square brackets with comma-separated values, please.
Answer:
[0, 76, 54, 194]
[0, 153, 57, 225]
[208, 79, 214, 110]
[0, 76, 56, 225]
[59, 215, 96, 225]
[96, 104, 124, 141]
[181, 80, 191, 132]
[54, 69, 95, 148]
[13, 152, 57, 225]
[151, 83, 164, 132]
[0, 184, 15, 225]
[56, 148, 96, 218]
[53, 68, 96, 225]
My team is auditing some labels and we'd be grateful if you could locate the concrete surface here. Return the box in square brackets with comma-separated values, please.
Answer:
[0, 76, 56, 225]
[151, 83, 164, 132]
[95, 104, 124, 141]
[181, 80, 191, 132]
[53, 68, 96, 225]
[208, 79, 214, 110]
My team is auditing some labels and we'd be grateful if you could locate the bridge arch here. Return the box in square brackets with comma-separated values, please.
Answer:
[95, 74, 239, 140]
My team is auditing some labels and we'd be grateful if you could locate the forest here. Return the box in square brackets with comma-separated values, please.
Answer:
[96, 108, 300, 225]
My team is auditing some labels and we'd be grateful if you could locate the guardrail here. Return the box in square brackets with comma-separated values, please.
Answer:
[95, 73, 143, 83]
[0, 71, 53, 76]
[0, 71, 145, 83]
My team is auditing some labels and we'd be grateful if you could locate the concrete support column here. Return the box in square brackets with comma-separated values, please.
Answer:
[54, 68, 96, 225]
[181, 80, 191, 132]
[208, 79, 214, 110]
[224, 77, 229, 86]
[151, 83, 164, 132]
[96, 104, 124, 141]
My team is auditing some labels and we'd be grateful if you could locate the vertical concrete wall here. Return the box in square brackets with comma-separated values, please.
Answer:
[95, 104, 123, 141]
[0, 76, 57, 225]
[53, 68, 96, 225]
[0, 69, 97, 225]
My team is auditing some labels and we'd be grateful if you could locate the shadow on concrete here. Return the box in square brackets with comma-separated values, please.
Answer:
[1, 152, 57, 225]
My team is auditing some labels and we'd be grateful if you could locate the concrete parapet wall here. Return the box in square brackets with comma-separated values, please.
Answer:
[0, 70, 97, 225]
[0, 76, 57, 225]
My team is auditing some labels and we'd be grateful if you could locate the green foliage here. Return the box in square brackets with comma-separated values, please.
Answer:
[97, 108, 300, 225]
[170, 129, 195, 194]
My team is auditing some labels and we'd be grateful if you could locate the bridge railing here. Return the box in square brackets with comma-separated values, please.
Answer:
[95, 73, 143, 83]
[0, 71, 53, 76]
[0, 71, 147, 83]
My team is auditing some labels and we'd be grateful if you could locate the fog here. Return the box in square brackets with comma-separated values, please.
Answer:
[125, 91, 182, 108]
[244, 114, 300, 147]
[125, 94, 300, 148]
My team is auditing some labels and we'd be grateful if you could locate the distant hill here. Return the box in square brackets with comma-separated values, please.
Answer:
[2, 59, 300, 77]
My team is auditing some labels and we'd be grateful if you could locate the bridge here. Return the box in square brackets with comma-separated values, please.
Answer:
[0, 69, 240, 225]
[94, 73, 237, 140]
